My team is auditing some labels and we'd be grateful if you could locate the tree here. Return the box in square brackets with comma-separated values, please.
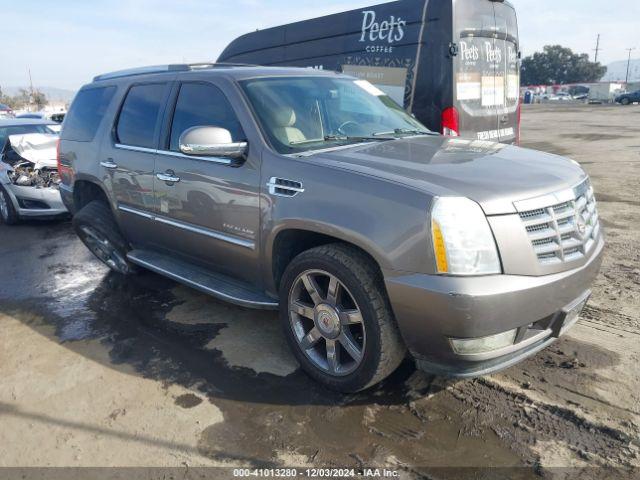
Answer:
[521, 45, 607, 85]
[32, 90, 47, 110]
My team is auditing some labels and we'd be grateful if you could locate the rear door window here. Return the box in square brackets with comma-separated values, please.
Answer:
[168, 82, 245, 151]
[117, 83, 169, 149]
[455, 2, 502, 115]
[495, 6, 520, 109]
[62, 86, 116, 142]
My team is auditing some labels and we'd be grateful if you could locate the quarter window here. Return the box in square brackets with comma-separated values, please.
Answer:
[169, 83, 245, 152]
[62, 86, 116, 142]
[117, 84, 168, 148]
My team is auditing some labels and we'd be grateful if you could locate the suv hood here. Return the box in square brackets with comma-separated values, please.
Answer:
[307, 136, 587, 215]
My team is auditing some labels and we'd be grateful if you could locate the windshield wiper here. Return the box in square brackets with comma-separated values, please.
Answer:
[289, 135, 393, 146]
[372, 128, 434, 137]
[326, 134, 396, 142]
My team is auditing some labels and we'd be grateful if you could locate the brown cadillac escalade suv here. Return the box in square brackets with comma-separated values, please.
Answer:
[58, 64, 604, 392]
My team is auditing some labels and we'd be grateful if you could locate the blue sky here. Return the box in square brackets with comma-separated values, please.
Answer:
[1, 0, 638, 90]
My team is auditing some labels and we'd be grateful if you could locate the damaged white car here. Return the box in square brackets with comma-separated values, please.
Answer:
[0, 119, 68, 224]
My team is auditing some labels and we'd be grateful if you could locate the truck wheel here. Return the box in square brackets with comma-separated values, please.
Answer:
[280, 244, 406, 393]
[73, 200, 136, 275]
[621, 97, 631, 105]
[0, 184, 19, 225]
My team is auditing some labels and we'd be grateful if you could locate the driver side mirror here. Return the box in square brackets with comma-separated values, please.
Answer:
[179, 126, 248, 160]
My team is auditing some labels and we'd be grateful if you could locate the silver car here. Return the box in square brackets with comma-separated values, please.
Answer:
[0, 119, 68, 224]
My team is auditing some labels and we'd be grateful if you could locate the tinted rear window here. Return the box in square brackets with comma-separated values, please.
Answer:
[116, 83, 168, 149]
[62, 86, 116, 142]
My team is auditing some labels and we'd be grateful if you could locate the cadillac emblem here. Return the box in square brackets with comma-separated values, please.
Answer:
[576, 217, 588, 237]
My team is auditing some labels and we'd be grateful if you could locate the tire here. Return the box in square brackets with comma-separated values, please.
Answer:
[0, 184, 19, 225]
[73, 200, 136, 275]
[280, 243, 406, 393]
[621, 97, 631, 105]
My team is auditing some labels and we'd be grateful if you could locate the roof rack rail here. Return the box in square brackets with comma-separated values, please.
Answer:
[93, 62, 258, 82]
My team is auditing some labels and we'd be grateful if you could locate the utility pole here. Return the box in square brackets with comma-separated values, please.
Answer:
[28, 67, 35, 110]
[625, 47, 636, 84]
[593, 34, 601, 63]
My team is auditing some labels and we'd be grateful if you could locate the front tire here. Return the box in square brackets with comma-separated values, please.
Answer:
[280, 244, 406, 393]
[621, 97, 631, 105]
[0, 184, 19, 225]
[73, 200, 136, 275]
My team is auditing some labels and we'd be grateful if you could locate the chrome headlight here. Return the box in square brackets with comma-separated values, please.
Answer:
[430, 197, 501, 275]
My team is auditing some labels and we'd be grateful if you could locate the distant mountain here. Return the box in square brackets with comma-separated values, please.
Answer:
[602, 59, 640, 82]
[1, 86, 76, 103]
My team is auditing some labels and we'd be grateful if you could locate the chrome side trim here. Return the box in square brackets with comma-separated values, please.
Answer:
[157, 150, 233, 166]
[155, 216, 254, 249]
[118, 204, 154, 219]
[115, 144, 234, 165]
[115, 144, 157, 154]
[117, 204, 254, 249]
[127, 253, 278, 309]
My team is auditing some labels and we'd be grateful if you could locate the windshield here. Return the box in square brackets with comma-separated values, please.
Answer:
[240, 77, 430, 154]
[0, 124, 57, 150]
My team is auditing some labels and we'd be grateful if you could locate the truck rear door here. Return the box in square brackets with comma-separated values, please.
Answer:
[453, 0, 519, 143]
[494, 2, 519, 143]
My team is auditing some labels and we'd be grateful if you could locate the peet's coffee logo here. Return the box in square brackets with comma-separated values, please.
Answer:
[359, 10, 406, 44]
[460, 41, 479, 61]
[484, 41, 502, 63]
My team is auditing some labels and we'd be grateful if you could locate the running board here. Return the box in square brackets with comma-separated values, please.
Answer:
[127, 250, 278, 310]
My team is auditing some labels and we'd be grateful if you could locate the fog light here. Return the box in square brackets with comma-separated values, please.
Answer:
[450, 329, 518, 355]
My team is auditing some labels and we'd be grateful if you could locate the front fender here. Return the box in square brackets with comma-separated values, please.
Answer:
[260, 152, 437, 294]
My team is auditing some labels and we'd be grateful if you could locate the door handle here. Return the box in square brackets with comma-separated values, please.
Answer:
[100, 160, 118, 169]
[156, 171, 181, 183]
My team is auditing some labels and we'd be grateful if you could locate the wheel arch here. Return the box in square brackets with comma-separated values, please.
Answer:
[72, 178, 111, 212]
[267, 222, 389, 294]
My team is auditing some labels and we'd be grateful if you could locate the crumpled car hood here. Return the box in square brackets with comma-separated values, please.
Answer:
[308, 136, 588, 215]
[7, 133, 58, 169]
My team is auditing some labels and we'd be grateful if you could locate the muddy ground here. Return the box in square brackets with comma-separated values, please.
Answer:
[0, 104, 638, 479]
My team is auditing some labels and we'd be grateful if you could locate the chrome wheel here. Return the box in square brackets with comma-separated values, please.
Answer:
[79, 225, 129, 273]
[289, 269, 365, 377]
[0, 191, 8, 221]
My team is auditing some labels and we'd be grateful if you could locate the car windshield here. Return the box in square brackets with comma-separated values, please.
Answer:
[0, 124, 56, 150]
[240, 76, 431, 154]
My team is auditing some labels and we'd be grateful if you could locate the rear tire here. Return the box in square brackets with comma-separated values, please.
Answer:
[73, 200, 136, 275]
[621, 97, 631, 105]
[0, 184, 19, 225]
[280, 244, 406, 393]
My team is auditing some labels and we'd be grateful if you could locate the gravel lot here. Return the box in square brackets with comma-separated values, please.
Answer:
[0, 104, 638, 478]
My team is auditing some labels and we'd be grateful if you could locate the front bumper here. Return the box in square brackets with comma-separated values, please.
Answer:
[3, 182, 68, 218]
[385, 236, 604, 377]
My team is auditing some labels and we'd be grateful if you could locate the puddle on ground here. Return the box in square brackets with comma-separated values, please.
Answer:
[175, 393, 204, 409]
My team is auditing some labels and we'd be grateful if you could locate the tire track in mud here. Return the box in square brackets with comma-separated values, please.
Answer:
[446, 378, 640, 468]
[581, 305, 640, 337]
